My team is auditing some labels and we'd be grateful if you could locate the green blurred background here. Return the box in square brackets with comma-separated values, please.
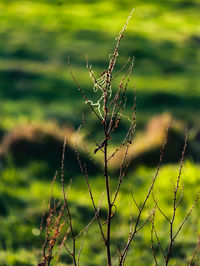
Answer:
[0, 0, 200, 265]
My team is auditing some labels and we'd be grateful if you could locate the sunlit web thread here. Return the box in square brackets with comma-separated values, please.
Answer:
[86, 68, 112, 120]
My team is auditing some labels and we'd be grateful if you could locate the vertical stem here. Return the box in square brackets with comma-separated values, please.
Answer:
[103, 88, 112, 266]
[104, 138, 112, 265]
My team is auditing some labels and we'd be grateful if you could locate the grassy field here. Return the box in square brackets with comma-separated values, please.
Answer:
[0, 0, 200, 265]
[0, 0, 200, 131]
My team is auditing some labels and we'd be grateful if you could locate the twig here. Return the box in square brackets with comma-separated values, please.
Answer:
[165, 130, 188, 265]
[60, 136, 77, 266]
[150, 208, 158, 266]
[188, 235, 200, 266]
[119, 128, 168, 265]
[68, 57, 103, 122]
[75, 126, 106, 244]
[77, 232, 86, 266]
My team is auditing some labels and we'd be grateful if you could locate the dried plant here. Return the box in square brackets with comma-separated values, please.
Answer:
[39, 9, 199, 266]
[150, 130, 199, 266]
[188, 235, 200, 266]
[38, 137, 102, 266]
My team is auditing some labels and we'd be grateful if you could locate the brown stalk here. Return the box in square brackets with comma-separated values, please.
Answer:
[165, 130, 188, 265]
[188, 235, 200, 266]
[149, 130, 199, 266]
[60, 136, 77, 266]
[75, 125, 106, 244]
[150, 208, 158, 266]
[119, 129, 167, 265]
[39, 8, 200, 266]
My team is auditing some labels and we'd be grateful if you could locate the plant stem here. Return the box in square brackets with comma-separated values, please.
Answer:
[103, 88, 112, 265]
[104, 137, 112, 265]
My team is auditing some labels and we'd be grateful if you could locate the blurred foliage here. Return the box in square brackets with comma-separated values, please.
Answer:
[0, 0, 200, 264]
[0, 0, 199, 131]
[0, 160, 200, 265]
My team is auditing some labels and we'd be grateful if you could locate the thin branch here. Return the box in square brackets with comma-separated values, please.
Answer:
[77, 232, 87, 266]
[188, 235, 200, 266]
[173, 192, 199, 241]
[119, 129, 168, 265]
[130, 190, 140, 212]
[135, 211, 152, 234]
[150, 208, 158, 266]
[86, 55, 106, 93]
[150, 204, 166, 260]
[152, 193, 171, 223]
[60, 136, 77, 266]
[107, 57, 135, 136]
[75, 192, 104, 240]
[68, 57, 103, 122]
[81, 113, 104, 154]
[75, 126, 106, 244]
[165, 130, 188, 265]
[174, 129, 188, 206]
[107, 98, 136, 162]
[55, 228, 71, 266]
[175, 182, 184, 209]
[154, 225, 166, 260]
[111, 56, 131, 80]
